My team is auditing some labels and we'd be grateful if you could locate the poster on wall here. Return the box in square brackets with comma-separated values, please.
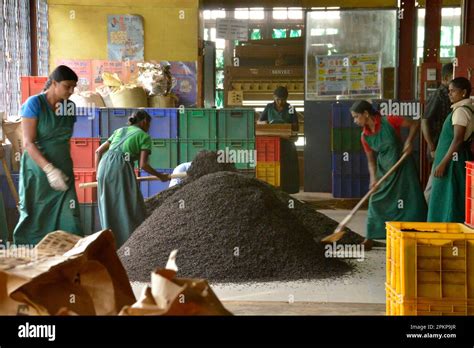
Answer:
[162, 61, 197, 107]
[55, 59, 140, 91]
[55, 59, 92, 91]
[315, 53, 381, 97]
[91, 60, 126, 90]
[107, 14, 144, 61]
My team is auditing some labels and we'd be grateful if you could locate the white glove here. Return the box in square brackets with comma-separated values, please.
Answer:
[43, 163, 69, 191]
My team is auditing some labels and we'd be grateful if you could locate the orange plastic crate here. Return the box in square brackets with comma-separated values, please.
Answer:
[256, 136, 280, 162]
[21, 76, 48, 103]
[465, 161, 474, 227]
[70, 138, 100, 170]
[74, 170, 97, 203]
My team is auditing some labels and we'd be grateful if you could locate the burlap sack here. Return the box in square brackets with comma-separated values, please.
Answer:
[2, 120, 23, 172]
[110, 86, 148, 108]
[0, 230, 136, 316]
[69, 91, 105, 108]
[148, 95, 177, 108]
[119, 251, 231, 316]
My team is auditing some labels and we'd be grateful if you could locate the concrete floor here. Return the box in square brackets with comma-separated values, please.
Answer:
[130, 207, 388, 314]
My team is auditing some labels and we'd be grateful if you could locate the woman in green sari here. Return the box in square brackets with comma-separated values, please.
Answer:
[95, 110, 170, 248]
[14, 65, 83, 245]
[427, 77, 473, 222]
[351, 100, 427, 250]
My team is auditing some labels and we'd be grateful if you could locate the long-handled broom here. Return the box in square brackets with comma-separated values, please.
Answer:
[321, 152, 410, 244]
[78, 172, 187, 189]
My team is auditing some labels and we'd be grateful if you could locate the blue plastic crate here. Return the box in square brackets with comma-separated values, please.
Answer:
[332, 103, 354, 128]
[145, 108, 178, 139]
[73, 107, 100, 138]
[332, 152, 369, 176]
[139, 169, 173, 198]
[0, 173, 19, 208]
[332, 173, 370, 198]
[100, 108, 136, 138]
[100, 108, 179, 138]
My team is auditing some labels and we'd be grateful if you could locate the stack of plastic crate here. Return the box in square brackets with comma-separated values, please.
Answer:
[71, 107, 101, 235]
[256, 136, 281, 187]
[217, 108, 255, 174]
[331, 102, 369, 198]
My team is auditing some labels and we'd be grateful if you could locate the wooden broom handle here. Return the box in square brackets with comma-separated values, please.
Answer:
[336, 152, 410, 229]
[78, 172, 187, 189]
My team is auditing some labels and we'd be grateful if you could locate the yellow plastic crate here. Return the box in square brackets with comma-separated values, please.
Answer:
[256, 162, 280, 187]
[386, 221, 474, 315]
[386, 284, 474, 315]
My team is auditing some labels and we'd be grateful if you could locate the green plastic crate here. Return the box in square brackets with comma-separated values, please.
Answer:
[180, 139, 217, 163]
[80, 203, 101, 236]
[331, 128, 362, 152]
[217, 140, 256, 170]
[218, 109, 255, 140]
[179, 108, 217, 140]
[149, 139, 179, 169]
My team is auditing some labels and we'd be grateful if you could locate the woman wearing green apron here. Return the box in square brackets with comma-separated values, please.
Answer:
[428, 77, 473, 222]
[351, 101, 427, 250]
[14, 65, 83, 245]
[259, 86, 300, 193]
[95, 110, 170, 248]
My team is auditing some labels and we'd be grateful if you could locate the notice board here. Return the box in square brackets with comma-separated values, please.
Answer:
[315, 53, 381, 98]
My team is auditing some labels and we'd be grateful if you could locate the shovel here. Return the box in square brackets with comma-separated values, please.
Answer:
[321, 152, 410, 244]
[79, 172, 187, 189]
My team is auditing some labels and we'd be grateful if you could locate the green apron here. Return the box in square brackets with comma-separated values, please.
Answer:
[97, 127, 146, 248]
[14, 94, 82, 245]
[364, 118, 427, 239]
[266, 105, 300, 194]
[427, 110, 469, 222]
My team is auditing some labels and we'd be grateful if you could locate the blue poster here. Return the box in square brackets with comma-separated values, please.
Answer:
[108, 15, 144, 61]
[162, 61, 197, 108]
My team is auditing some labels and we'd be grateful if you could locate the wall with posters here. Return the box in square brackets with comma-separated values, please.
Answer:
[54, 59, 198, 107]
[48, 0, 199, 70]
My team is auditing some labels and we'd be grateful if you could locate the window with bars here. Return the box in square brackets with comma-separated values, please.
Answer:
[416, 7, 462, 64]
[37, 0, 49, 77]
[0, 0, 31, 118]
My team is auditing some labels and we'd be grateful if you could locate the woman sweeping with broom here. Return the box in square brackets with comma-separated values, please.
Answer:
[95, 110, 170, 248]
[350, 100, 427, 250]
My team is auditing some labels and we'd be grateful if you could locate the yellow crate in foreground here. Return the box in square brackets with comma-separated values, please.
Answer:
[256, 162, 280, 187]
[385, 221, 474, 316]
[386, 284, 474, 315]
